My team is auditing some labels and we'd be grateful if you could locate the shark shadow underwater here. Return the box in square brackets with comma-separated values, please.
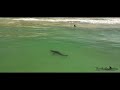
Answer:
[50, 50, 68, 56]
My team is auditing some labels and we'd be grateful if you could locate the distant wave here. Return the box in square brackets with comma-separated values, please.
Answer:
[13, 18, 40, 21]
[12, 18, 120, 24]
[79, 18, 120, 24]
[12, 18, 80, 22]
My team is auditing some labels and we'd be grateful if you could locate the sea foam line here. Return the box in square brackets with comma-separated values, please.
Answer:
[12, 18, 120, 24]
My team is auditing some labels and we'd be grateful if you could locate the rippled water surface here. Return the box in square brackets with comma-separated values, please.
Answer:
[0, 25, 120, 72]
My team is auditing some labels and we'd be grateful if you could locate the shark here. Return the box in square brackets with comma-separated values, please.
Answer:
[50, 50, 68, 56]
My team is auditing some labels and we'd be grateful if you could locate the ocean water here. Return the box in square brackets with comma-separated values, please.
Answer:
[0, 24, 120, 72]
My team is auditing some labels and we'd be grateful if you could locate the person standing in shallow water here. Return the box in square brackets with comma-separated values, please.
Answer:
[109, 66, 112, 69]
[74, 25, 76, 27]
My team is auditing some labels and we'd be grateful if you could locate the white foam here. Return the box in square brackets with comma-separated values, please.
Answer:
[12, 18, 120, 24]
[12, 18, 80, 22]
[79, 18, 120, 24]
[13, 18, 40, 21]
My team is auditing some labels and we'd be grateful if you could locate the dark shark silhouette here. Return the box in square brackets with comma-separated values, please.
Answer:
[50, 50, 68, 56]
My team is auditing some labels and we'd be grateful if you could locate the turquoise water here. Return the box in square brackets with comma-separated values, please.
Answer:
[0, 26, 120, 72]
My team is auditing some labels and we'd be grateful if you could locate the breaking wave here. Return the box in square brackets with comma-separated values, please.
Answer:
[12, 17, 120, 24]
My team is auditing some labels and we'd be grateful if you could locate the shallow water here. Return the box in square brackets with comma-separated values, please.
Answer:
[0, 26, 120, 72]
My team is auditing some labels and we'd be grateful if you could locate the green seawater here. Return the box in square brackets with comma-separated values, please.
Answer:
[0, 26, 120, 72]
